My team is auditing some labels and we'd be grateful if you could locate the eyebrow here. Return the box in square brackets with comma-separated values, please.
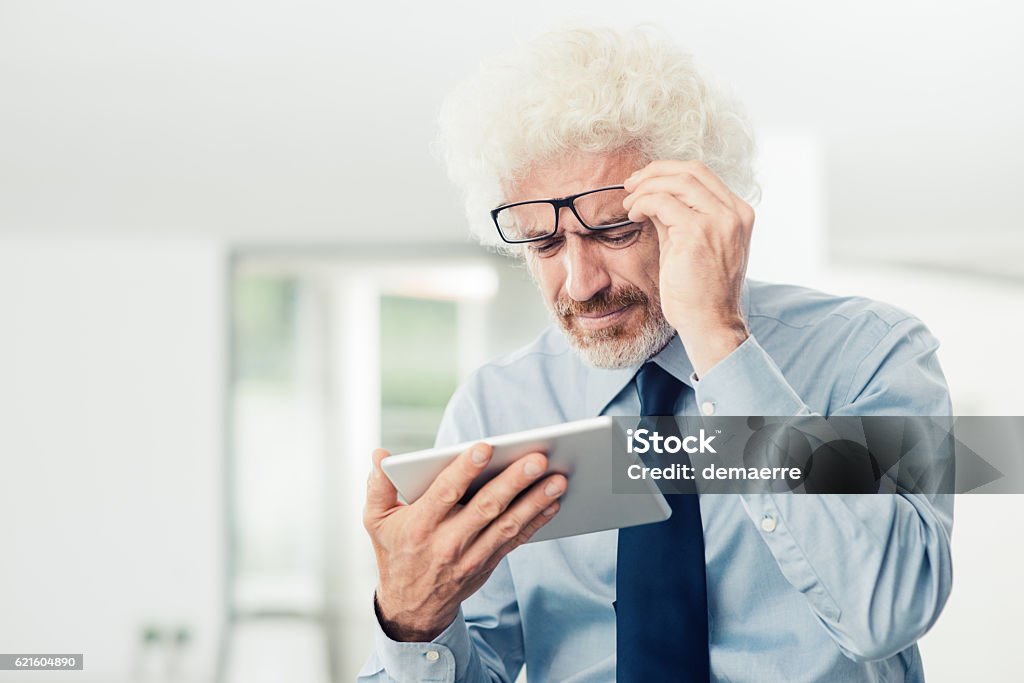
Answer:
[592, 211, 630, 224]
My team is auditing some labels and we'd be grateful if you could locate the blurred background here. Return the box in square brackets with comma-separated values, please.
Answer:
[1, 1, 1022, 681]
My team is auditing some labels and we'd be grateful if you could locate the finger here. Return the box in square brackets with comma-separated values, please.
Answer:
[500, 498, 560, 551]
[628, 173, 754, 239]
[461, 473, 566, 568]
[474, 498, 562, 579]
[454, 497, 559, 599]
[685, 162, 745, 211]
[413, 442, 494, 526]
[624, 173, 731, 217]
[446, 451, 551, 540]
[626, 160, 739, 210]
[626, 192, 699, 231]
[364, 449, 399, 526]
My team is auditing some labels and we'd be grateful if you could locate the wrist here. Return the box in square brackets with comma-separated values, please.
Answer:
[374, 591, 455, 643]
[679, 320, 749, 379]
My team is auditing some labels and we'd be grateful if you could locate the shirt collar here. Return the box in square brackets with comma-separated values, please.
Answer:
[582, 279, 752, 416]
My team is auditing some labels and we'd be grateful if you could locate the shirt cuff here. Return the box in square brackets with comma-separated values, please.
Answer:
[373, 605, 473, 683]
[690, 335, 811, 416]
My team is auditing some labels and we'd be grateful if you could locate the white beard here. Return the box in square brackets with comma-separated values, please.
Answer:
[558, 304, 676, 369]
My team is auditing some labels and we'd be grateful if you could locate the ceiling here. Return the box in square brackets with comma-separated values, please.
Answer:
[1, 1, 1021, 277]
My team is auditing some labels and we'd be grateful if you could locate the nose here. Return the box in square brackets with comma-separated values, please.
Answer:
[561, 219, 612, 302]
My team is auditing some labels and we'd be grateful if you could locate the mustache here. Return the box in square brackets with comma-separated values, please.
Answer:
[554, 286, 649, 318]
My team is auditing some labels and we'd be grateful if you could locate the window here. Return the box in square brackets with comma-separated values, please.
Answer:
[225, 251, 542, 681]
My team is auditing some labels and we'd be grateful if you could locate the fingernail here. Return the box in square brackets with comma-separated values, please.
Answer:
[543, 503, 559, 516]
[544, 481, 563, 497]
[524, 461, 543, 477]
[472, 446, 490, 464]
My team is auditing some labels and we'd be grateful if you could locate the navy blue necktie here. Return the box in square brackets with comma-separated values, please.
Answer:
[616, 362, 711, 681]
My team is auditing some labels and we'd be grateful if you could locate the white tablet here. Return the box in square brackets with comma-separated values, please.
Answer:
[381, 416, 671, 543]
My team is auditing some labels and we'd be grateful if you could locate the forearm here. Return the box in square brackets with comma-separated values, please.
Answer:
[741, 491, 953, 661]
[693, 326, 954, 660]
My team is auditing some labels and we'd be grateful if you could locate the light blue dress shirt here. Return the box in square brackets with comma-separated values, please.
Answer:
[359, 279, 954, 682]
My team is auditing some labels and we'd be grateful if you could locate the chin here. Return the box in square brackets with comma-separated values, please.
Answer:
[564, 318, 676, 369]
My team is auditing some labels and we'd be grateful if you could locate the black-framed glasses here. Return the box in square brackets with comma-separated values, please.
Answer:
[490, 185, 632, 244]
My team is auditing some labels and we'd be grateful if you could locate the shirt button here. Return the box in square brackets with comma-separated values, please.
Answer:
[761, 515, 777, 533]
[701, 401, 716, 416]
[425, 650, 440, 662]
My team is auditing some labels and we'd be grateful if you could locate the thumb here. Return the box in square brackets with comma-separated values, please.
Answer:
[364, 448, 399, 521]
[649, 215, 671, 246]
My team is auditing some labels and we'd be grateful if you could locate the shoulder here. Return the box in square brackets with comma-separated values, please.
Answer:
[743, 279, 946, 412]
[461, 324, 577, 400]
[435, 326, 582, 445]
[745, 278, 940, 357]
[474, 324, 573, 375]
[746, 279, 918, 333]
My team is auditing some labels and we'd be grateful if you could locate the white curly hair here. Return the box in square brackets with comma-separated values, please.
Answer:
[435, 25, 760, 251]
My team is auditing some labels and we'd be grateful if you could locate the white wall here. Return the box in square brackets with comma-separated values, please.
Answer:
[0, 237, 225, 682]
[919, 496, 1024, 682]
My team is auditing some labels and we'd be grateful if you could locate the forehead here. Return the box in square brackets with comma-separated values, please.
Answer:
[507, 149, 641, 202]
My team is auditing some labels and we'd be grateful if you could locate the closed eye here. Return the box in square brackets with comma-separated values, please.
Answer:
[530, 236, 564, 256]
[592, 227, 641, 247]
[529, 226, 640, 256]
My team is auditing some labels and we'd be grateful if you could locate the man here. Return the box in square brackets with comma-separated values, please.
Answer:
[359, 26, 953, 682]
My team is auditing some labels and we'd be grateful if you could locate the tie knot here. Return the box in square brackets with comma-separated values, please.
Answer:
[635, 362, 684, 417]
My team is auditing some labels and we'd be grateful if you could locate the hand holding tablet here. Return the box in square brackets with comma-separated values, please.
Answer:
[364, 437, 566, 642]
[381, 416, 670, 543]
[365, 417, 669, 643]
